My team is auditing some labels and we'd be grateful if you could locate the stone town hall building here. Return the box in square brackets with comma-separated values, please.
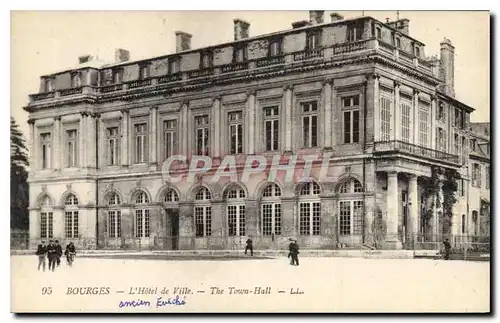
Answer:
[25, 12, 475, 250]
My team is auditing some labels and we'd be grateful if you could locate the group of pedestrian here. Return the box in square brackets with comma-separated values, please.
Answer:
[36, 240, 76, 272]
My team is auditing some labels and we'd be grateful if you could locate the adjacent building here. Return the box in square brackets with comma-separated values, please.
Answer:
[25, 11, 483, 250]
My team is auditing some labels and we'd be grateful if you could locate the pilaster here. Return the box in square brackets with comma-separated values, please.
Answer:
[323, 78, 333, 148]
[53, 116, 61, 170]
[121, 109, 129, 167]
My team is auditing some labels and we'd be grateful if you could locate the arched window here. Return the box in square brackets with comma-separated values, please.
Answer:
[194, 187, 211, 237]
[39, 195, 53, 239]
[261, 183, 282, 236]
[298, 181, 321, 236]
[337, 178, 364, 236]
[164, 188, 179, 202]
[64, 194, 79, 238]
[225, 186, 246, 237]
[134, 191, 150, 238]
[107, 193, 122, 238]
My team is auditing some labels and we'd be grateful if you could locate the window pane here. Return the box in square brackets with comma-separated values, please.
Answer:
[353, 110, 359, 143]
[344, 111, 351, 143]
[311, 116, 317, 147]
[303, 116, 310, 147]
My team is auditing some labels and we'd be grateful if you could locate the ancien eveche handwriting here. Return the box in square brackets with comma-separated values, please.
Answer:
[119, 295, 186, 308]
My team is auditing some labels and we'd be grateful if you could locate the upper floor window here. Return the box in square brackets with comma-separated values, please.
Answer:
[40, 132, 52, 169]
[306, 30, 321, 50]
[195, 115, 210, 156]
[200, 51, 213, 69]
[66, 129, 78, 168]
[415, 46, 420, 57]
[301, 101, 318, 148]
[438, 102, 446, 123]
[264, 106, 279, 151]
[342, 95, 360, 144]
[269, 38, 282, 56]
[112, 69, 123, 84]
[396, 37, 401, 49]
[163, 120, 177, 159]
[233, 45, 247, 63]
[107, 127, 120, 166]
[168, 58, 180, 74]
[71, 73, 82, 87]
[134, 123, 148, 164]
[472, 163, 481, 187]
[139, 64, 150, 79]
[348, 24, 362, 42]
[228, 111, 243, 154]
[471, 139, 477, 151]
[45, 78, 55, 92]
[376, 27, 382, 39]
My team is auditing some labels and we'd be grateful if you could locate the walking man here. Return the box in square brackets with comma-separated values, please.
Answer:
[46, 240, 57, 272]
[443, 238, 452, 260]
[288, 239, 300, 266]
[245, 237, 254, 256]
[36, 240, 47, 271]
[65, 242, 76, 267]
[55, 240, 63, 267]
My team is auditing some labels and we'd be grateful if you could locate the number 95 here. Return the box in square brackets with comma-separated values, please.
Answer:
[41, 287, 52, 295]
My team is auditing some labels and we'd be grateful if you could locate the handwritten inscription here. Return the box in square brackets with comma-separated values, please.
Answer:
[119, 296, 186, 308]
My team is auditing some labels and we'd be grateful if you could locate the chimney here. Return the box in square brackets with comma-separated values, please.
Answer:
[309, 10, 324, 24]
[175, 31, 192, 53]
[396, 18, 410, 35]
[233, 19, 250, 40]
[439, 38, 455, 97]
[428, 55, 440, 79]
[115, 49, 130, 63]
[330, 12, 344, 22]
[78, 55, 93, 64]
[292, 20, 311, 29]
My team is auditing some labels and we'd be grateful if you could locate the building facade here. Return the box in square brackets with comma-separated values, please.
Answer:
[25, 11, 479, 250]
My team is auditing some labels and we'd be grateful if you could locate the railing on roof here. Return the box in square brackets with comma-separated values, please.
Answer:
[29, 38, 436, 102]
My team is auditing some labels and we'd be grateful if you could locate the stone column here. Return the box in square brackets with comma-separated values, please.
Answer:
[281, 198, 295, 238]
[323, 79, 333, 148]
[413, 90, 420, 146]
[430, 96, 437, 150]
[212, 96, 221, 158]
[386, 171, 402, 249]
[284, 85, 293, 152]
[87, 113, 97, 168]
[27, 119, 35, 171]
[408, 174, 419, 242]
[210, 200, 225, 249]
[149, 107, 158, 167]
[331, 86, 338, 146]
[245, 199, 259, 238]
[53, 116, 61, 170]
[373, 74, 380, 142]
[121, 110, 129, 167]
[178, 202, 194, 250]
[393, 82, 400, 141]
[246, 91, 256, 155]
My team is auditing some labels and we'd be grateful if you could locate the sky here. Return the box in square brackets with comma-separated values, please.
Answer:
[10, 10, 490, 138]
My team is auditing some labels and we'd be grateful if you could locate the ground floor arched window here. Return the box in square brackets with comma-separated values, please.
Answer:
[297, 182, 322, 236]
[194, 187, 212, 237]
[261, 183, 282, 236]
[107, 193, 122, 238]
[338, 200, 364, 236]
[39, 195, 53, 239]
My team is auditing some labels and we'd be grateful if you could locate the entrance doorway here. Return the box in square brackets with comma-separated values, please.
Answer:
[166, 209, 179, 250]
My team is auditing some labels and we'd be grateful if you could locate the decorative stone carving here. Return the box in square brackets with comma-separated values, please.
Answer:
[105, 183, 114, 191]
[41, 185, 47, 193]
[53, 116, 61, 121]
[323, 78, 333, 85]
[66, 183, 72, 191]
[136, 180, 142, 188]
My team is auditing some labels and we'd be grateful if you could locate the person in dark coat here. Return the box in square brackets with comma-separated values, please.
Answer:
[46, 240, 58, 272]
[288, 239, 300, 266]
[65, 242, 76, 266]
[36, 240, 47, 271]
[245, 238, 253, 256]
[55, 240, 63, 267]
[443, 239, 452, 260]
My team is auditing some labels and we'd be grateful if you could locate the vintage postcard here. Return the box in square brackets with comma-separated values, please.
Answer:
[10, 10, 490, 313]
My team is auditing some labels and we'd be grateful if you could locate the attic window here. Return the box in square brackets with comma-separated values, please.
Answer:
[306, 30, 321, 50]
[45, 78, 55, 92]
[71, 73, 82, 87]
[139, 64, 150, 79]
[376, 27, 382, 39]
[415, 46, 420, 57]
[233, 45, 247, 62]
[396, 38, 401, 48]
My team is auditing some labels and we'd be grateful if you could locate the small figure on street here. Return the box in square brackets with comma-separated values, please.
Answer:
[245, 238, 254, 256]
[288, 239, 300, 266]
[46, 240, 58, 272]
[442, 238, 452, 260]
[36, 240, 47, 271]
[65, 242, 76, 267]
[55, 240, 63, 267]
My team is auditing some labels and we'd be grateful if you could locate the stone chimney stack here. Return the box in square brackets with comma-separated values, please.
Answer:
[78, 55, 93, 64]
[175, 31, 192, 53]
[309, 10, 325, 24]
[428, 55, 440, 79]
[397, 19, 410, 35]
[233, 19, 250, 40]
[115, 49, 130, 63]
[330, 12, 344, 22]
[439, 38, 455, 97]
